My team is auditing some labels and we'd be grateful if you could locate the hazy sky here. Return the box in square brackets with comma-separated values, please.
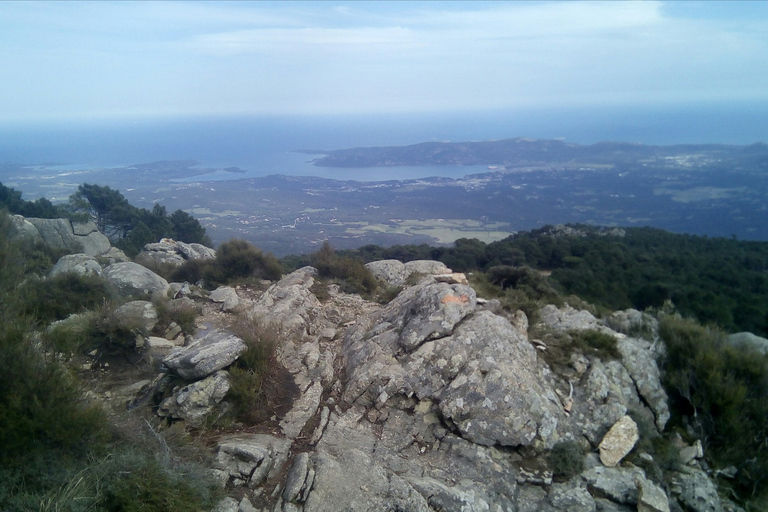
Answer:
[1, 1, 767, 121]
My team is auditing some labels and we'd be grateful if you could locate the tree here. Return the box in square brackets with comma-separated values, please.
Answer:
[69, 184, 133, 239]
[170, 209, 212, 246]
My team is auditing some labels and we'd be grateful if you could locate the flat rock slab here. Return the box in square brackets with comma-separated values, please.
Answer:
[163, 329, 247, 379]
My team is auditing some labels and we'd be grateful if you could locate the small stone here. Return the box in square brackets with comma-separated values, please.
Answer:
[599, 415, 639, 467]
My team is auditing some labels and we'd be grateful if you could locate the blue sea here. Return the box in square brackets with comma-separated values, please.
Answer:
[2, 102, 767, 182]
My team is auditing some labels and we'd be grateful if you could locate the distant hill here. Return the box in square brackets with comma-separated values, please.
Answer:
[307, 137, 768, 168]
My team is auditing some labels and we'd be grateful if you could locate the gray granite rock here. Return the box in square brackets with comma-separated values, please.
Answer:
[617, 337, 670, 431]
[136, 238, 216, 268]
[213, 434, 292, 488]
[343, 280, 562, 448]
[163, 329, 246, 379]
[11, 215, 112, 255]
[599, 415, 639, 467]
[102, 262, 170, 298]
[112, 300, 158, 334]
[364, 259, 406, 287]
[157, 370, 230, 427]
[49, 253, 102, 277]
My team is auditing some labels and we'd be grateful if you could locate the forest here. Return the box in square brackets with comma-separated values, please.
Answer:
[0, 182, 211, 256]
[339, 225, 768, 337]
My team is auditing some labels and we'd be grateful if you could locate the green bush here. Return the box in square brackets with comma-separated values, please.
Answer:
[225, 317, 297, 425]
[310, 241, 377, 296]
[547, 440, 584, 479]
[21, 273, 108, 324]
[153, 299, 200, 336]
[569, 329, 620, 360]
[660, 315, 768, 505]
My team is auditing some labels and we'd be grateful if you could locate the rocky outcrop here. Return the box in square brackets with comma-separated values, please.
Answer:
[60, 254, 733, 512]
[163, 329, 247, 380]
[343, 279, 562, 448]
[49, 253, 102, 277]
[135, 238, 216, 268]
[11, 215, 111, 256]
[102, 262, 170, 298]
[365, 259, 452, 287]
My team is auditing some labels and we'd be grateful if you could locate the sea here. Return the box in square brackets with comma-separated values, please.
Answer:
[1, 102, 767, 183]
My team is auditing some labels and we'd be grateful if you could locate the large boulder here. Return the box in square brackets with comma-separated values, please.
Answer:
[102, 262, 170, 298]
[249, 266, 326, 337]
[11, 215, 111, 256]
[49, 253, 102, 277]
[135, 238, 216, 268]
[163, 329, 247, 380]
[364, 259, 453, 288]
[726, 331, 768, 356]
[343, 279, 562, 448]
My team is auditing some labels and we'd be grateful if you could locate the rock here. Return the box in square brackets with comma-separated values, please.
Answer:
[49, 253, 102, 277]
[539, 303, 604, 332]
[606, 309, 659, 339]
[599, 416, 639, 467]
[135, 238, 216, 268]
[163, 329, 247, 379]
[582, 465, 645, 505]
[679, 440, 703, 465]
[670, 467, 723, 512]
[280, 380, 323, 439]
[238, 497, 258, 512]
[157, 370, 230, 427]
[102, 262, 170, 298]
[616, 337, 670, 431]
[365, 259, 454, 288]
[726, 331, 768, 356]
[636, 476, 670, 512]
[249, 266, 325, 337]
[303, 448, 431, 512]
[112, 300, 158, 334]
[213, 497, 240, 512]
[97, 247, 131, 264]
[548, 481, 596, 512]
[365, 260, 406, 287]
[164, 322, 183, 340]
[11, 215, 111, 256]
[343, 280, 562, 448]
[403, 260, 452, 279]
[283, 452, 311, 502]
[433, 272, 469, 285]
[210, 286, 241, 312]
[213, 434, 292, 488]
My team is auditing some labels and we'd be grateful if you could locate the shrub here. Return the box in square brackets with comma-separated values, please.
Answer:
[569, 329, 620, 360]
[212, 239, 282, 284]
[310, 241, 377, 296]
[225, 317, 298, 425]
[660, 315, 768, 505]
[547, 440, 584, 479]
[21, 273, 108, 324]
[153, 298, 200, 336]
[100, 449, 220, 512]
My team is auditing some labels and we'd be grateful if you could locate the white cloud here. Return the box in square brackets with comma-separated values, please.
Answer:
[0, 1, 767, 119]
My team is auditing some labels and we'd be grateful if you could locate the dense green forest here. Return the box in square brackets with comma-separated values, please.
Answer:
[340, 225, 768, 337]
[0, 182, 211, 256]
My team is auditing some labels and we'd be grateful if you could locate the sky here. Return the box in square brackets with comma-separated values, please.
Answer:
[1, 1, 767, 122]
